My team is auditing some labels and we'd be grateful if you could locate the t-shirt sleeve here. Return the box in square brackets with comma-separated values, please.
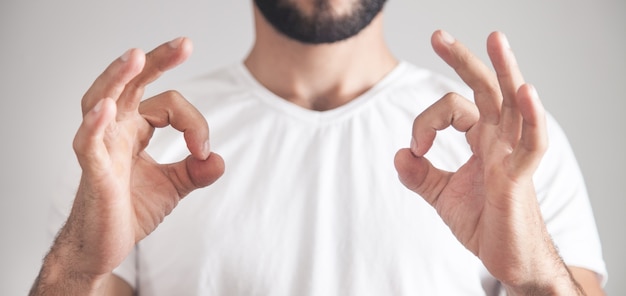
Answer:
[534, 113, 608, 285]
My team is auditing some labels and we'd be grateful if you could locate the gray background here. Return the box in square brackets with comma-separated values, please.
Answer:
[1, 0, 624, 294]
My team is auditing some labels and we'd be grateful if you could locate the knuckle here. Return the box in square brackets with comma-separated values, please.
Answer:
[160, 90, 186, 106]
[426, 92, 478, 132]
[140, 90, 186, 112]
[442, 92, 465, 106]
[163, 89, 183, 99]
[441, 92, 473, 115]
[72, 135, 82, 154]
[72, 132, 89, 157]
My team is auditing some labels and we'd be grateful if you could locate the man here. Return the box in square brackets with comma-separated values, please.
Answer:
[31, 0, 606, 295]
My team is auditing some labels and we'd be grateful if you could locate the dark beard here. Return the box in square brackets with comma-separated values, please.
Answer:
[254, 0, 387, 44]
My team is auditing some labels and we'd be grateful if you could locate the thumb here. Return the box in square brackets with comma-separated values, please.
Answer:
[394, 148, 451, 206]
[164, 152, 225, 198]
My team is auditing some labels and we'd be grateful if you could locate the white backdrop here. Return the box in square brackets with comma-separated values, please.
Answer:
[1, 0, 624, 294]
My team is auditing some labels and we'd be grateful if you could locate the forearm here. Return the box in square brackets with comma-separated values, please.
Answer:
[504, 275, 584, 296]
[502, 248, 585, 296]
[30, 252, 110, 296]
[30, 219, 112, 296]
[30, 238, 112, 296]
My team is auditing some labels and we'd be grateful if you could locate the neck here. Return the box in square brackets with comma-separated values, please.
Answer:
[244, 6, 398, 111]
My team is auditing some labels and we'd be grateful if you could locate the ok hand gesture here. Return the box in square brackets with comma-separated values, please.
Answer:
[33, 38, 224, 294]
[395, 31, 583, 294]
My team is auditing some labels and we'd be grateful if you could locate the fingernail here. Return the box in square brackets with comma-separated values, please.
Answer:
[168, 37, 184, 49]
[120, 49, 132, 62]
[441, 30, 455, 45]
[410, 138, 419, 156]
[500, 33, 511, 49]
[528, 84, 538, 98]
[203, 140, 211, 158]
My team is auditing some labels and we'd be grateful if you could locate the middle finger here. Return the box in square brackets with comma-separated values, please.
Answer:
[431, 30, 502, 125]
[487, 31, 525, 143]
[116, 37, 193, 120]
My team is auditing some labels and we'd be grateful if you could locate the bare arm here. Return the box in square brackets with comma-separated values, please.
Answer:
[30, 38, 224, 295]
[30, 273, 133, 296]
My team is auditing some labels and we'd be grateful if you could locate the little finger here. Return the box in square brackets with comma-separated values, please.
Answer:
[510, 84, 548, 176]
[81, 49, 145, 116]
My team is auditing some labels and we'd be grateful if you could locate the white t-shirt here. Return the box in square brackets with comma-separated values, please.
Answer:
[49, 62, 607, 295]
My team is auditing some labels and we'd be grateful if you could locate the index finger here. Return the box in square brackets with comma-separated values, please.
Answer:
[431, 30, 502, 124]
[139, 90, 211, 160]
[411, 92, 479, 157]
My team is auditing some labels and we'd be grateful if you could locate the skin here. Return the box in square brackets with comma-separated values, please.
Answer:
[30, 1, 605, 295]
[395, 31, 604, 295]
[245, 6, 397, 110]
[30, 38, 225, 295]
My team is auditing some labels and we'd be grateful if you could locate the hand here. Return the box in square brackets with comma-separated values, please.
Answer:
[394, 31, 581, 294]
[35, 38, 224, 292]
